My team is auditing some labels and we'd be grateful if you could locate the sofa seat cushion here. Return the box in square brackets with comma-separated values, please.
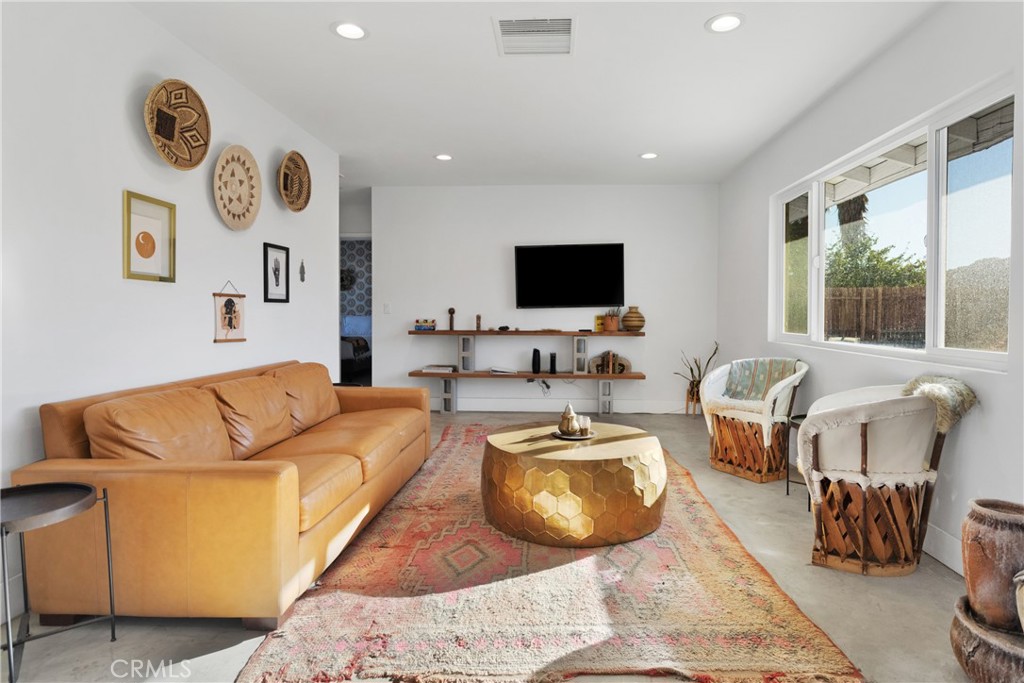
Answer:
[287, 408, 425, 481]
[307, 407, 424, 440]
[204, 376, 293, 460]
[248, 452, 362, 532]
[264, 362, 341, 434]
[84, 388, 233, 461]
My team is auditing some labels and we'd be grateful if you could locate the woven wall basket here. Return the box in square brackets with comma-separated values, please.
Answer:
[213, 145, 262, 230]
[143, 78, 210, 170]
[277, 150, 311, 212]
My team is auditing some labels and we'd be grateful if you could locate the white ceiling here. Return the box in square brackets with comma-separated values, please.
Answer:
[135, 2, 938, 188]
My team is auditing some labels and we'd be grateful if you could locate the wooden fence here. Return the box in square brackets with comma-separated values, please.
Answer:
[824, 286, 925, 347]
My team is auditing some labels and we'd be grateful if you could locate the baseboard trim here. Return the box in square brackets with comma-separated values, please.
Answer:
[923, 523, 963, 575]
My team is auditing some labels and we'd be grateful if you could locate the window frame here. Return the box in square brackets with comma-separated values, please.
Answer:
[770, 79, 1017, 372]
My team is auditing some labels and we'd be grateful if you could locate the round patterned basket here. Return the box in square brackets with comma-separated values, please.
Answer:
[277, 150, 311, 212]
[213, 145, 262, 230]
[143, 78, 210, 170]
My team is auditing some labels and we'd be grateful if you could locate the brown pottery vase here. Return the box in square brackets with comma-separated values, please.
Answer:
[621, 306, 646, 332]
[1015, 570, 1024, 633]
[962, 498, 1024, 632]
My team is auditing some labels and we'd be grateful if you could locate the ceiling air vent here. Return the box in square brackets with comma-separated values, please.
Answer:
[495, 18, 574, 55]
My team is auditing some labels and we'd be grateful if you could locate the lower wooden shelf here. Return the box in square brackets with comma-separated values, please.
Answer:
[407, 370, 645, 415]
[408, 371, 646, 380]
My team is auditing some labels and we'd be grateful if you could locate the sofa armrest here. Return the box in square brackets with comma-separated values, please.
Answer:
[333, 386, 429, 415]
[10, 458, 301, 620]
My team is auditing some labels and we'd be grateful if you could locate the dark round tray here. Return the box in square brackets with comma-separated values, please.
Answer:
[1, 482, 97, 533]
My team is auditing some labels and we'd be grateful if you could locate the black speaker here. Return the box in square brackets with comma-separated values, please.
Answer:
[531, 348, 541, 374]
[549, 352, 557, 374]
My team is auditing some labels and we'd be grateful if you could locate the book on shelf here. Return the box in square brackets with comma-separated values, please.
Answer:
[489, 366, 518, 375]
[421, 364, 457, 373]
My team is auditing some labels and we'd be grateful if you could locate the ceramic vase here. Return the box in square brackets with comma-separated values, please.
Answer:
[558, 403, 579, 435]
[621, 306, 646, 332]
[962, 498, 1024, 632]
[1015, 570, 1024, 633]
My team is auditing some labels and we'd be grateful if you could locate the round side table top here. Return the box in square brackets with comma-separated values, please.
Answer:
[0, 483, 97, 534]
[485, 422, 661, 462]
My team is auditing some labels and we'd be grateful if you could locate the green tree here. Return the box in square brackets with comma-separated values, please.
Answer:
[825, 230, 925, 287]
[826, 193, 925, 288]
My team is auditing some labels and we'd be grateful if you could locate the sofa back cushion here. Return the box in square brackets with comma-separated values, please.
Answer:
[265, 362, 341, 434]
[84, 388, 233, 461]
[724, 358, 799, 401]
[204, 376, 293, 459]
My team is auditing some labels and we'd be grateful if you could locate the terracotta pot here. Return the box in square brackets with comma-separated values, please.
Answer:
[962, 498, 1024, 632]
[685, 379, 702, 415]
[950, 595, 1024, 682]
[603, 315, 619, 333]
[621, 306, 646, 332]
[1015, 570, 1024, 633]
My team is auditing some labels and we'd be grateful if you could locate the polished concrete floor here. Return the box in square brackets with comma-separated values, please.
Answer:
[10, 412, 969, 683]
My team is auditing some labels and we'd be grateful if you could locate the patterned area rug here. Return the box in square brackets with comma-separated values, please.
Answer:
[238, 424, 861, 683]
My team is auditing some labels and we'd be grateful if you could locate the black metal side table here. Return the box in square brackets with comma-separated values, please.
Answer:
[786, 414, 807, 496]
[1, 483, 116, 683]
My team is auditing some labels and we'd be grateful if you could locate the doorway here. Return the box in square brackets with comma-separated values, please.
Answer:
[339, 238, 372, 385]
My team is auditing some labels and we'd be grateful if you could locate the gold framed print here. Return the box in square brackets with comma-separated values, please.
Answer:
[213, 292, 246, 343]
[123, 190, 176, 282]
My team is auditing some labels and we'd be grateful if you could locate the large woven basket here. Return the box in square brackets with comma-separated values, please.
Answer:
[213, 145, 262, 230]
[277, 150, 311, 212]
[143, 78, 210, 170]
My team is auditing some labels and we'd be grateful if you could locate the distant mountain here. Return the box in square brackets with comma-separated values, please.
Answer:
[947, 257, 1010, 289]
[944, 257, 1009, 352]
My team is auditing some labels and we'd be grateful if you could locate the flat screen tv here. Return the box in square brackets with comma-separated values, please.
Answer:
[515, 243, 624, 309]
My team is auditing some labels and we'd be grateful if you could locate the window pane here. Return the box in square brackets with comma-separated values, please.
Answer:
[943, 97, 1013, 352]
[823, 136, 927, 348]
[784, 193, 809, 334]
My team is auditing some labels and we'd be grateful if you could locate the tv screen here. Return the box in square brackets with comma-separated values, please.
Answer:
[515, 243, 624, 309]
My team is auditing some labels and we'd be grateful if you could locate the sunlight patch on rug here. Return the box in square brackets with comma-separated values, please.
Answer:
[238, 424, 862, 683]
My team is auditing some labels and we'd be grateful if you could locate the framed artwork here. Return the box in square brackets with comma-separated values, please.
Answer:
[123, 190, 176, 282]
[263, 242, 289, 303]
[213, 293, 246, 343]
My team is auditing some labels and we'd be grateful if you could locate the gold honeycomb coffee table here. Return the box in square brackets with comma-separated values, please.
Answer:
[481, 423, 667, 547]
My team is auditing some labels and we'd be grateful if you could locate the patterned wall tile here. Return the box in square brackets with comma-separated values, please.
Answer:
[340, 239, 372, 317]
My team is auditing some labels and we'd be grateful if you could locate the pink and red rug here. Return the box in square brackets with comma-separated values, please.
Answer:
[238, 424, 861, 683]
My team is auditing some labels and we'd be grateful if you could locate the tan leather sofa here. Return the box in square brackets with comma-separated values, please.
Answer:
[11, 361, 429, 628]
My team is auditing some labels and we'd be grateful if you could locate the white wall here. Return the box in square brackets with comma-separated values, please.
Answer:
[340, 187, 372, 236]
[718, 2, 1024, 573]
[1, 3, 340, 606]
[372, 185, 718, 413]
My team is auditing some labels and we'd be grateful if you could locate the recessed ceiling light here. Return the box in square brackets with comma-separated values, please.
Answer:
[435, 154, 453, 161]
[705, 13, 744, 33]
[639, 153, 658, 160]
[334, 22, 366, 40]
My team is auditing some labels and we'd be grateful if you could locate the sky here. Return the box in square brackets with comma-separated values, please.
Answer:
[824, 138, 1012, 270]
